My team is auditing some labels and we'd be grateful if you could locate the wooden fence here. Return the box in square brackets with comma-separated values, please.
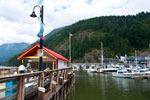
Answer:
[0, 67, 74, 100]
[0, 67, 18, 76]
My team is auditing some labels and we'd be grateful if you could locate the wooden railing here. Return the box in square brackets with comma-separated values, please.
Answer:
[0, 67, 74, 100]
[0, 67, 18, 76]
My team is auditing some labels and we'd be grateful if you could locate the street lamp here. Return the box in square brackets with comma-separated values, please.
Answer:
[30, 5, 44, 71]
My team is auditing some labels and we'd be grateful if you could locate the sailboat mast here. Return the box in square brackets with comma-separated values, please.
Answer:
[135, 50, 137, 67]
[149, 43, 150, 67]
[101, 42, 104, 67]
[146, 44, 150, 67]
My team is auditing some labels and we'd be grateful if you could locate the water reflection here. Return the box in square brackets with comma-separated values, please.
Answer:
[66, 70, 150, 100]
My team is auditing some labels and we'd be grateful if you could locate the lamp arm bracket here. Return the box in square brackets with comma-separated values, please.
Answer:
[33, 5, 41, 11]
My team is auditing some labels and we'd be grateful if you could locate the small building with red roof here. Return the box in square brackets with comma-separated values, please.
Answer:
[17, 43, 70, 70]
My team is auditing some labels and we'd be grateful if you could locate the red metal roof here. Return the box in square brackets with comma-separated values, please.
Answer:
[17, 43, 70, 62]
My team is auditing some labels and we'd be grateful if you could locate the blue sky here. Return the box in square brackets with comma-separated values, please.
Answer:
[0, 0, 150, 45]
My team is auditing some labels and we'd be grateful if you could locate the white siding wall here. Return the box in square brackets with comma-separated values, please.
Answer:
[58, 60, 67, 69]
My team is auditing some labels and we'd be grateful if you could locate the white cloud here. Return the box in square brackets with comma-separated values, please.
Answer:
[0, 0, 150, 45]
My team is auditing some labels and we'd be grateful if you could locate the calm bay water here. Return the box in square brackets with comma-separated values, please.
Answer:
[66, 70, 150, 100]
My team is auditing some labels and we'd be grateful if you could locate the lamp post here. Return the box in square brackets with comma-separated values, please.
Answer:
[30, 5, 44, 71]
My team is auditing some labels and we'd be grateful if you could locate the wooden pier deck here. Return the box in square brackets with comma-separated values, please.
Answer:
[0, 67, 75, 100]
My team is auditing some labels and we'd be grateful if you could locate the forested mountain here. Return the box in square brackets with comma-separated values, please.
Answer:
[8, 12, 150, 65]
[0, 42, 29, 65]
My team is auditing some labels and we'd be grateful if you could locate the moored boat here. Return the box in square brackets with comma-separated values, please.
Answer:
[87, 65, 97, 73]
[112, 68, 133, 78]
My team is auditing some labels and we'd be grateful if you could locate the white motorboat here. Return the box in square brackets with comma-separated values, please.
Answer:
[145, 68, 150, 75]
[102, 68, 117, 73]
[97, 65, 118, 73]
[112, 68, 133, 78]
[87, 65, 97, 73]
[132, 68, 146, 75]
[97, 68, 104, 73]
[72, 65, 79, 71]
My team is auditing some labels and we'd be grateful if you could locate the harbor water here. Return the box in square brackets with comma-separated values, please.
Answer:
[66, 70, 150, 100]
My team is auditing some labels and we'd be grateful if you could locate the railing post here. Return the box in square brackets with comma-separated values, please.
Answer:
[59, 70, 64, 85]
[8, 69, 11, 75]
[53, 95, 57, 100]
[64, 69, 66, 80]
[59, 88, 63, 100]
[56, 70, 59, 85]
[66, 69, 69, 79]
[49, 72, 53, 92]
[17, 75, 25, 100]
[38, 72, 44, 87]
[64, 83, 67, 99]
[2, 69, 4, 76]
[38, 72, 45, 100]
[17, 68, 19, 74]
[61, 69, 63, 77]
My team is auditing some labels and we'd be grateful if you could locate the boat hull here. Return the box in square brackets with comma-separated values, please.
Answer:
[112, 73, 132, 78]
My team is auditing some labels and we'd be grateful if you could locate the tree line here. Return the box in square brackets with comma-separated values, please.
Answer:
[8, 12, 150, 65]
